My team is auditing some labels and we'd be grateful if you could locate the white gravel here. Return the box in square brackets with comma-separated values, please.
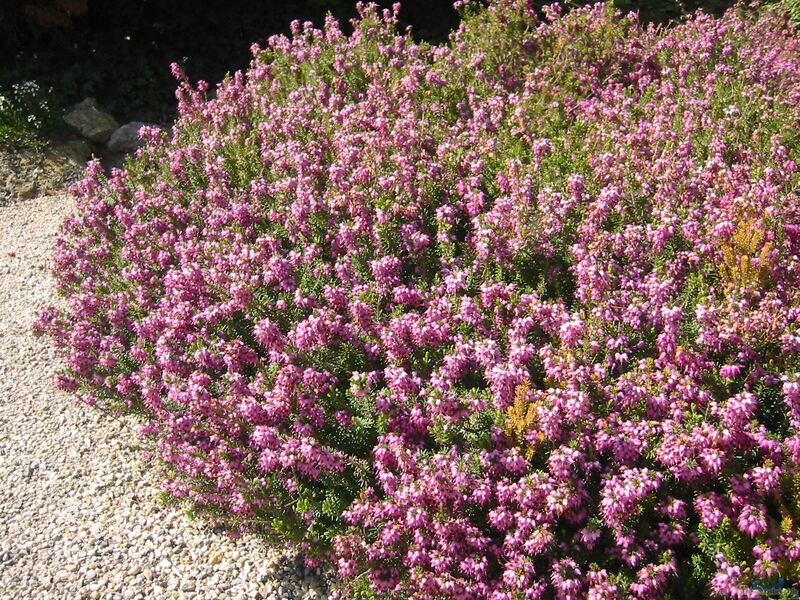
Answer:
[0, 194, 329, 600]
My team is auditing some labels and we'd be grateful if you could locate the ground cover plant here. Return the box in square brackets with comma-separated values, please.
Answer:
[0, 80, 58, 149]
[38, 0, 800, 597]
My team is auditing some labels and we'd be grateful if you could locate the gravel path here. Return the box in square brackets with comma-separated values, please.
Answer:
[0, 194, 328, 600]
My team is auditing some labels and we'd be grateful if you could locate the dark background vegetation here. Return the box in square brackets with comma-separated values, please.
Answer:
[1, 0, 735, 131]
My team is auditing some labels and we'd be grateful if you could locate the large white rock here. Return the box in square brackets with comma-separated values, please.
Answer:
[106, 121, 146, 153]
[63, 98, 118, 143]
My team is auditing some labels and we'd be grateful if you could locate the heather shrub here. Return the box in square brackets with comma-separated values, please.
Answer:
[39, 1, 800, 597]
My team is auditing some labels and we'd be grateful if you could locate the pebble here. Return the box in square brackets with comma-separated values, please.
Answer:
[0, 194, 330, 598]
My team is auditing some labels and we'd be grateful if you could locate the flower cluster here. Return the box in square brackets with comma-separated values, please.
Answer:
[38, 0, 800, 597]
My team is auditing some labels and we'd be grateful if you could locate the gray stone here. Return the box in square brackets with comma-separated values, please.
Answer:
[126, 565, 142, 577]
[106, 122, 146, 153]
[63, 98, 119, 143]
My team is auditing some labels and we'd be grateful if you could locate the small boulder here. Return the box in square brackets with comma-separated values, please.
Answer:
[63, 98, 118, 143]
[50, 140, 92, 166]
[107, 121, 146, 153]
[18, 180, 38, 199]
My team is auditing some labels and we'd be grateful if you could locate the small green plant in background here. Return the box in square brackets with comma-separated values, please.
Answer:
[784, 0, 800, 23]
[0, 80, 58, 149]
